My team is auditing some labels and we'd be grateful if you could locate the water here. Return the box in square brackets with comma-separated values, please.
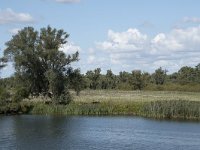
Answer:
[0, 115, 200, 150]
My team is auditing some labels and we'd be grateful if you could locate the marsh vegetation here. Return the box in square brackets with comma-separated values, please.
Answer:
[25, 90, 200, 120]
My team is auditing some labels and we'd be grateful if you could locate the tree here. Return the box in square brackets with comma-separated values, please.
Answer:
[195, 64, 200, 83]
[153, 67, 167, 85]
[177, 66, 196, 84]
[117, 71, 132, 90]
[130, 70, 145, 90]
[86, 68, 101, 90]
[4, 26, 79, 103]
[101, 70, 116, 89]
[119, 71, 131, 83]
[69, 69, 85, 96]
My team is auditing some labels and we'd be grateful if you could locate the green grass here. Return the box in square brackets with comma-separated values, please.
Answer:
[28, 90, 200, 120]
[31, 101, 143, 116]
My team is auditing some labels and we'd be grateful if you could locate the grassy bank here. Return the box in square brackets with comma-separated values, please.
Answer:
[1, 90, 199, 120]
[30, 100, 200, 120]
[28, 90, 200, 120]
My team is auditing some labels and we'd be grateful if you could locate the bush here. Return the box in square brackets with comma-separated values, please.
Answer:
[12, 87, 29, 102]
[20, 102, 33, 113]
[52, 89, 72, 105]
[8, 103, 20, 113]
[0, 88, 10, 105]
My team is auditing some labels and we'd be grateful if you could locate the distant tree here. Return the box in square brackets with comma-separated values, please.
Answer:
[177, 66, 196, 84]
[69, 69, 85, 96]
[116, 71, 132, 90]
[4, 26, 79, 104]
[86, 68, 101, 90]
[130, 70, 144, 90]
[195, 64, 200, 83]
[142, 72, 151, 86]
[196, 63, 200, 71]
[153, 67, 167, 85]
[168, 72, 178, 83]
[104, 70, 116, 89]
[119, 71, 131, 83]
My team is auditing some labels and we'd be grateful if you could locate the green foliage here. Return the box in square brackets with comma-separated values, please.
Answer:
[86, 68, 101, 90]
[0, 87, 10, 105]
[0, 101, 33, 114]
[177, 66, 196, 84]
[4, 26, 79, 101]
[130, 70, 145, 90]
[45, 69, 65, 97]
[81, 64, 200, 92]
[117, 71, 132, 90]
[101, 70, 117, 89]
[29, 98, 200, 120]
[69, 69, 85, 95]
[105, 70, 117, 89]
[153, 67, 167, 85]
[52, 89, 72, 105]
[12, 86, 30, 102]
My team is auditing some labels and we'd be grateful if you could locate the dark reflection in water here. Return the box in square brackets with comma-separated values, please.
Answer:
[0, 115, 200, 150]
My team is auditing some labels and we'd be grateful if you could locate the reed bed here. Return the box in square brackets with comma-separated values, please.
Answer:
[142, 100, 200, 120]
[30, 90, 200, 120]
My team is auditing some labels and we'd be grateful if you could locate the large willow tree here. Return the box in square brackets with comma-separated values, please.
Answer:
[4, 26, 79, 103]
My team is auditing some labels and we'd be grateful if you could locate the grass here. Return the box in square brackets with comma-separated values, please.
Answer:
[28, 90, 200, 120]
[73, 90, 200, 102]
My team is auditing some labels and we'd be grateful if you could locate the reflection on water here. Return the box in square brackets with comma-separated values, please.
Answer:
[0, 115, 200, 150]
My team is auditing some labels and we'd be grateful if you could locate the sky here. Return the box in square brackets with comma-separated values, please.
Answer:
[1, 0, 200, 77]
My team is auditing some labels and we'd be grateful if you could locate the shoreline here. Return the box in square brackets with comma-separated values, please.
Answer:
[1, 90, 200, 121]
[30, 100, 200, 121]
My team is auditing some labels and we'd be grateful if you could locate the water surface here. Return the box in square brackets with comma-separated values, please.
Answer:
[0, 115, 200, 150]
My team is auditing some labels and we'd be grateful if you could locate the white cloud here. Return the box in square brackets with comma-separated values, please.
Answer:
[151, 33, 183, 54]
[55, 0, 80, 3]
[151, 26, 200, 54]
[59, 42, 81, 54]
[0, 8, 34, 24]
[96, 28, 148, 53]
[96, 26, 200, 73]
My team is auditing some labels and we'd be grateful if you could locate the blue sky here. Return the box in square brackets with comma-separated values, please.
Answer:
[1, 0, 200, 77]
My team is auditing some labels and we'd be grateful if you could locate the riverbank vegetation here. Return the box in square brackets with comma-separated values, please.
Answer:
[0, 26, 200, 120]
[29, 90, 200, 120]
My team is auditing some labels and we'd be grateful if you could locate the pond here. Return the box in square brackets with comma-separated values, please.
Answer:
[0, 115, 200, 150]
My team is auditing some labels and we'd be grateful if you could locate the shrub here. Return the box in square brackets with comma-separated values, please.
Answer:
[52, 89, 72, 105]
[0, 88, 10, 105]
[12, 87, 29, 102]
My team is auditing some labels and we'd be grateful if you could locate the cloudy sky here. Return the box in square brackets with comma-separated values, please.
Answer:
[1, 0, 200, 77]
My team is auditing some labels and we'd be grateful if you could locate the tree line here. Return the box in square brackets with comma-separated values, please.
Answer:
[68, 64, 200, 94]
